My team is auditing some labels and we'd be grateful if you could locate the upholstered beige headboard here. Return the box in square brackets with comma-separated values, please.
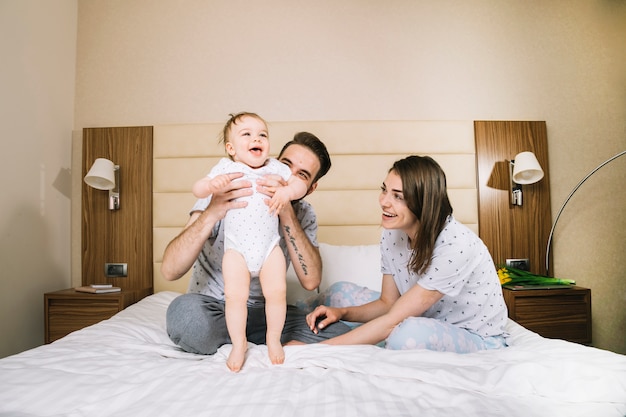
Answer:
[153, 121, 478, 293]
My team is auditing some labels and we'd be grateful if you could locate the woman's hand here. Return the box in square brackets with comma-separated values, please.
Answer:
[306, 305, 344, 334]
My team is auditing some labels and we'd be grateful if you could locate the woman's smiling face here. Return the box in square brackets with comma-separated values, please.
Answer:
[379, 170, 418, 238]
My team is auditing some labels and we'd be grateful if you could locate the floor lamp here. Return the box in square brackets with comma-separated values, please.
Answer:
[545, 150, 626, 276]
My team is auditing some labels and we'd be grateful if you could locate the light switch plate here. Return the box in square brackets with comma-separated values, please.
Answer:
[104, 263, 127, 277]
[506, 258, 529, 271]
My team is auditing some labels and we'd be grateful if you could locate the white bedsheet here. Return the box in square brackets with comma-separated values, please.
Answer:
[1, 291, 625, 417]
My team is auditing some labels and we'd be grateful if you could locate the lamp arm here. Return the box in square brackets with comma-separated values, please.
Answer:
[545, 150, 626, 276]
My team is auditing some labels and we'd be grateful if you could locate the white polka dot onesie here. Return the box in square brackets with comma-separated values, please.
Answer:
[207, 157, 292, 276]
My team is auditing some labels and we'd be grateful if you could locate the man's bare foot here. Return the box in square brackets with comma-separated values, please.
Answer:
[227, 343, 247, 372]
[267, 339, 285, 365]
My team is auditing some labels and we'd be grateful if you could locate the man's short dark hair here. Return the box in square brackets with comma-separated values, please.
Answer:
[278, 132, 332, 183]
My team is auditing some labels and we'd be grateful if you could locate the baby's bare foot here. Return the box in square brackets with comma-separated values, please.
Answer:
[227, 343, 247, 372]
[267, 340, 285, 365]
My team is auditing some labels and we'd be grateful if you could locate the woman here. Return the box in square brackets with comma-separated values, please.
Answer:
[306, 155, 508, 352]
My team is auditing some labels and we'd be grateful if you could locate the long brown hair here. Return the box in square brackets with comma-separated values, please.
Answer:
[391, 155, 453, 275]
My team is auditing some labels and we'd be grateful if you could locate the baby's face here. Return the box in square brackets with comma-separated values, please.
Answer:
[225, 116, 270, 168]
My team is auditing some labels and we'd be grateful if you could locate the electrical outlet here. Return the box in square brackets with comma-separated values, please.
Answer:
[104, 263, 127, 277]
[506, 258, 529, 271]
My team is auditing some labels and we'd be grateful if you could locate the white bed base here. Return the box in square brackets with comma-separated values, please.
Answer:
[1, 291, 624, 417]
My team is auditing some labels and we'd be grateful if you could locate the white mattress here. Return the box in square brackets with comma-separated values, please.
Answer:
[1, 291, 625, 417]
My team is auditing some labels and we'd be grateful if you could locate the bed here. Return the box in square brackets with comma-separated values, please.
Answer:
[2, 288, 626, 417]
[1, 120, 625, 417]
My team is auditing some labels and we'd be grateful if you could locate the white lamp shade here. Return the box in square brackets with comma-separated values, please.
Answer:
[512, 151, 544, 184]
[84, 158, 116, 190]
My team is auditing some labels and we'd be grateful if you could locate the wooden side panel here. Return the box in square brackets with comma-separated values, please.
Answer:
[474, 121, 552, 275]
[82, 127, 153, 293]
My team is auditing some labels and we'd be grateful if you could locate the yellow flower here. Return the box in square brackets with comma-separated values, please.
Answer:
[497, 266, 575, 287]
[497, 268, 512, 285]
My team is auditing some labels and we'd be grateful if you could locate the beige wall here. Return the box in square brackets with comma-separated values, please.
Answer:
[0, 0, 77, 358]
[2, 0, 624, 357]
[73, 0, 626, 352]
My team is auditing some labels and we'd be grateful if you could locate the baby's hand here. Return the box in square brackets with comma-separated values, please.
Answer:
[192, 173, 243, 199]
[208, 174, 234, 194]
[268, 187, 291, 216]
[192, 177, 212, 199]
[265, 176, 307, 215]
[256, 174, 287, 199]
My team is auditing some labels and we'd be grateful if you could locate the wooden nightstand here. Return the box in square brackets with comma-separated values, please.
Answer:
[44, 288, 146, 343]
[502, 286, 591, 344]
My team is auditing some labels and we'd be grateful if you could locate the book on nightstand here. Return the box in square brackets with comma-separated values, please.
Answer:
[74, 285, 121, 294]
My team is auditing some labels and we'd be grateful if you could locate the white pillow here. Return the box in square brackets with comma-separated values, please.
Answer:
[319, 243, 381, 292]
[286, 243, 381, 304]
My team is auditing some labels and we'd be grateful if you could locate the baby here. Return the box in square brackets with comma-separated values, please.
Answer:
[192, 112, 307, 372]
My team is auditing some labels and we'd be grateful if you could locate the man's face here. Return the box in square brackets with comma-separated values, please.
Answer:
[278, 144, 321, 195]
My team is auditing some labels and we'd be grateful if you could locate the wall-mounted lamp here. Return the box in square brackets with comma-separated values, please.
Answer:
[509, 151, 544, 206]
[84, 158, 120, 210]
[545, 150, 626, 276]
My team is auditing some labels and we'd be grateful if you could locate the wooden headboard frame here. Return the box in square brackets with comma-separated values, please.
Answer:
[152, 121, 478, 293]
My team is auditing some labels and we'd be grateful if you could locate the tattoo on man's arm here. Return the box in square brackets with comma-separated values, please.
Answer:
[283, 225, 308, 275]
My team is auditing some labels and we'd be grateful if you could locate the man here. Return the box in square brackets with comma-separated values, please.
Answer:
[163, 131, 351, 355]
